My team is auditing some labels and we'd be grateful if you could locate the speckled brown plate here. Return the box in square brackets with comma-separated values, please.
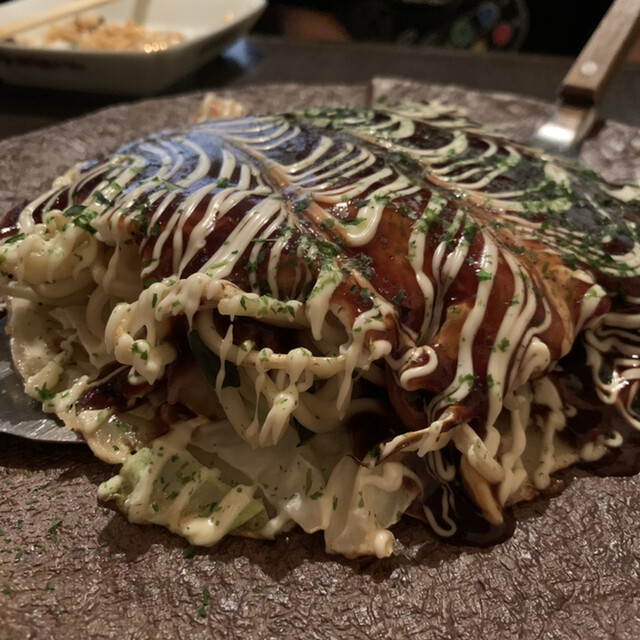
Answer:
[1, 82, 639, 640]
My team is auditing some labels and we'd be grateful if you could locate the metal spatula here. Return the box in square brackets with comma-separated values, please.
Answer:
[527, 0, 640, 156]
[0, 318, 82, 443]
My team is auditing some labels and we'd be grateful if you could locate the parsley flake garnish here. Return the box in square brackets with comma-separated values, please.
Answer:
[197, 586, 211, 617]
[294, 196, 313, 213]
[182, 545, 196, 559]
[48, 519, 62, 543]
[3, 233, 25, 245]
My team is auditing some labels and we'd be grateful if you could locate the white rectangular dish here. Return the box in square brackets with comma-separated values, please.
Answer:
[0, 0, 265, 95]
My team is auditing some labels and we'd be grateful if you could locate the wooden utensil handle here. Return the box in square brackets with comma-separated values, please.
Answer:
[561, 0, 640, 104]
[0, 0, 119, 41]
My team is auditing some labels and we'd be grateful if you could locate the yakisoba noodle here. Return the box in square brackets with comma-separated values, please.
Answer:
[2, 99, 640, 557]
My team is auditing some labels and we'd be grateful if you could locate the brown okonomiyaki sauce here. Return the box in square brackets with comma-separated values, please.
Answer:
[344, 398, 516, 546]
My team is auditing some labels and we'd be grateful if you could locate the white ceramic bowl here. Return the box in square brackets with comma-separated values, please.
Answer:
[0, 0, 266, 95]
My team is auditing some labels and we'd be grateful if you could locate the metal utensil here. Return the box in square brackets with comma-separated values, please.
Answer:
[526, 0, 640, 156]
[0, 318, 81, 443]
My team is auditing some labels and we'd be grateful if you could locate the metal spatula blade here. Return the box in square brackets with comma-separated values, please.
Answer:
[0, 318, 81, 443]
[526, 0, 640, 156]
[526, 102, 596, 158]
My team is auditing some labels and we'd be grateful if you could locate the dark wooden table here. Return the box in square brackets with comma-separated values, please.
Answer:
[2, 34, 640, 140]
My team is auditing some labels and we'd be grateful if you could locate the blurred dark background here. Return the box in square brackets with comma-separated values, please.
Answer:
[254, 1, 634, 59]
